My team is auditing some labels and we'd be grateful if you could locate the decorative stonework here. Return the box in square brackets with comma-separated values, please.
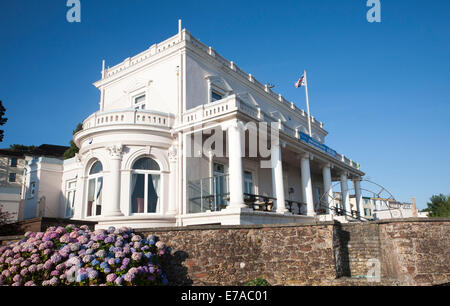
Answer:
[168, 145, 178, 162]
[106, 144, 123, 158]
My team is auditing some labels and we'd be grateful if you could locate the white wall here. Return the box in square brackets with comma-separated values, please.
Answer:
[185, 50, 327, 142]
[101, 54, 180, 115]
[23, 157, 64, 220]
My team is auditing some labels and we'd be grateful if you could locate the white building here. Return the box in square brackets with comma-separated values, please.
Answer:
[22, 24, 366, 229]
[371, 198, 418, 220]
[0, 145, 67, 223]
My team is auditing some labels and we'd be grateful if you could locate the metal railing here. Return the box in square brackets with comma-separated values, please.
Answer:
[318, 202, 371, 221]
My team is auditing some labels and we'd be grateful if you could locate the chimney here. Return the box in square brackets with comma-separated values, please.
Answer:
[412, 197, 418, 217]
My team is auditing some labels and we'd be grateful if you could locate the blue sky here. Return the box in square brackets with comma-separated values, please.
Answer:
[0, 0, 449, 209]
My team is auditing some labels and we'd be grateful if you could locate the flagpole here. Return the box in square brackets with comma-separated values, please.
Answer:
[304, 69, 312, 137]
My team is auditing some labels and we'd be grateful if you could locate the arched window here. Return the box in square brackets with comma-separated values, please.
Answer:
[130, 157, 160, 214]
[86, 161, 103, 217]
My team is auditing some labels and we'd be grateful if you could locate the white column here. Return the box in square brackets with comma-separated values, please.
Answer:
[227, 121, 246, 209]
[271, 142, 287, 213]
[340, 173, 350, 215]
[322, 163, 333, 214]
[300, 153, 315, 216]
[354, 178, 363, 219]
[167, 145, 178, 215]
[104, 144, 124, 217]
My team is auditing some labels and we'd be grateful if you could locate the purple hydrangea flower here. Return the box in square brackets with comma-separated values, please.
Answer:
[50, 270, 60, 277]
[2, 270, 11, 278]
[13, 274, 22, 283]
[88, 269, 98, 280]
[115, 276, 123, 286]
[95, 250, 106, 258]
[106, 273, 117, 283]
[28, 264, 37, 273]
[49, 277, 59, 286]
[82, 255, 94, 263]
[131, 252, 142, 261]
[131, 235, 141, 242]
[51, 253, 62, 264]
[104, 236, 115, 244]
[124, 273, 135, 282]
[20, 268, 29, 276]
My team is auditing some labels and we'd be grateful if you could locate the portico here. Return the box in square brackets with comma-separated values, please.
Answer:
[178, 94, 364, 226]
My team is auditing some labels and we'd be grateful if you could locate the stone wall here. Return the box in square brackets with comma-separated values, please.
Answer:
[379, 218, 450, 285]
[140, 219, 449, 286]
[334, 223, 382, 278]
[0, 217, 97, 236]
[0, 218, 448, 285]
[140, 222, 337, 286]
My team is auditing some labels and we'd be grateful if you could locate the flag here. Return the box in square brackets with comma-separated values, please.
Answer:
[295, 75, 305, 88]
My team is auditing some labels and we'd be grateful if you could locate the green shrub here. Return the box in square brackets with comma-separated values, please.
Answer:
[244, 278, 270, 286]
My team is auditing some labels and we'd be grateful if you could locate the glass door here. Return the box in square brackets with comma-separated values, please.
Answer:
[213, 163, 226, 210]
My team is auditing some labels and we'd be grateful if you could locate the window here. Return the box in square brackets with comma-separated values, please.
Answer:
[86, 161, 103, 217]
[65, 180, 77, 218]
[244, 171, 253, 195]
[130, 157, 160, 214]
[211, 90, 223, 102]
[9, 173, 16, 182]
[29, 182, 36, 199]
[134, 94, 146, 110]
[10, 158, 17, 167]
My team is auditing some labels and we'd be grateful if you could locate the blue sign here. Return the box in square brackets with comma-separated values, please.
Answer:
[299, 132, 337, 158]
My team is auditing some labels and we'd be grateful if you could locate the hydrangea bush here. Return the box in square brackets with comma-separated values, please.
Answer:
[0, 225, 168, 286]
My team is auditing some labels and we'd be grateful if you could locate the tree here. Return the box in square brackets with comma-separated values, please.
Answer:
[63, 123, 83, 159]
[423, 194, 450, 218]
[0, 100, 7, 142]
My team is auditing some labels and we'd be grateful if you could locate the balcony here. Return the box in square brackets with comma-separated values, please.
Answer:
[82, 109, 175, 130]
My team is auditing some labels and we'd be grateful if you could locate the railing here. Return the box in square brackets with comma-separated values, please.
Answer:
[285, 200, 307, 215]
[104, 34, 182, 78]
[243, 193, 276, 212]
[318, 202, 371, 221]
[187, 174, 229, 213]
[82, 109, 175, 130]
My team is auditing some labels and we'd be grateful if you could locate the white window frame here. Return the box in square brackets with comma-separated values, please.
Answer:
[133, 93, 146, 110]
[8, 172, 16, 183]
[65, 180, 77, 218]
[209, 84, 226, 103]
[130, 159, 162, 215]
[243, 170, 254, 195]
[85, 162, 103, 218]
